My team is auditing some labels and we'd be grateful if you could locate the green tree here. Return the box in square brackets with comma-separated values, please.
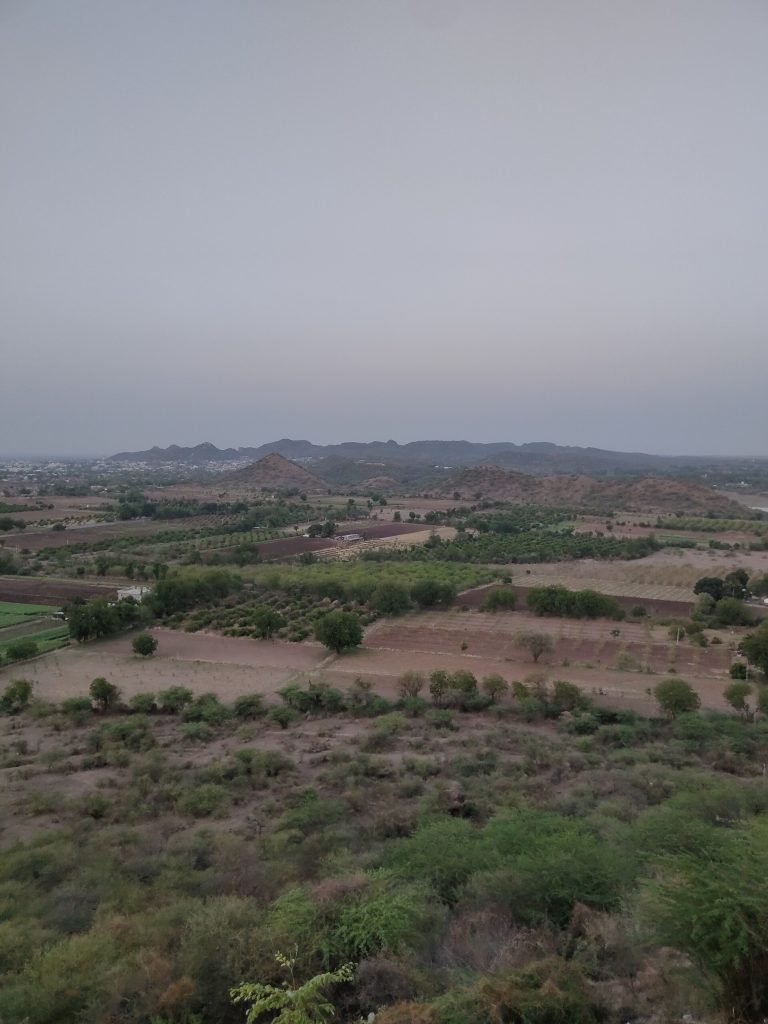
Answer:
[428, 669, 450, 706]
[654, 678, 700, 718]
[694, 576, 725, 601]
[482, 674, 509, 703]
[713, 597, 752, 627]
[132, 633, 158, 657]
[409, 578, 456, 608]
[370, 582, 410, 615]
[253, 606, 286, 639]
[89, 677, 121, 711]
[314, 611, 363, 654]
[230, 952, 355, 1024]
[724, 680, 753, 719]
[516, 631, 554, 663]
[739, 623, 768, 676]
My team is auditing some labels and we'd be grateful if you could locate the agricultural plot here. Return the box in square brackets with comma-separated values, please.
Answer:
[0, 601, 58, 628]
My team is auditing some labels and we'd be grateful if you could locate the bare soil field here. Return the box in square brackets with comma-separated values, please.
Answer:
[0, 576, 116, 605]
[499, 551, 768, 590]
[5, 628, 327, 704]
[6, 608, 745, 718]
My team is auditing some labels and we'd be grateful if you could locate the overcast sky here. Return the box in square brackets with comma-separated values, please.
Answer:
[2, 1, 767, 457]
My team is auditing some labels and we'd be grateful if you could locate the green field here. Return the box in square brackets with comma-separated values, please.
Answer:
[0, 624, 69, 662]
[0, 601, 58, 628]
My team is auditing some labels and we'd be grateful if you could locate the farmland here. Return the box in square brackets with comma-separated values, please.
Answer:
[4, 458, 768, 1024]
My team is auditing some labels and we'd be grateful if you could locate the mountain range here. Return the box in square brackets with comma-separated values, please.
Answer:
[109, 438, 768, 481]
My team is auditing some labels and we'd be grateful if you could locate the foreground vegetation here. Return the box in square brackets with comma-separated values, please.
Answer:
[2, 670, 768, 1022]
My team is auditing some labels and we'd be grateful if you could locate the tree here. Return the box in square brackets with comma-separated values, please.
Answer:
[132, 633, 158, 657]
[724, 680, 753, 719]
[89, 677, 121, 711]
[653, 678, 700, 718]
[723, 568, 750, 598]
[713, 597, 752, 627]
[693, 576, 725, 601]
[516, 631, 554, 663]
[398, 671, 425, 699]
[739, 624, 768, 676]
[370, 582, 410, 615]
[429, 669, 450, 706]
[253, 606, 285, 639]
[314, 611, 363, 654]
[231, 952, 355, 1024]
[482, 674, 509, 703]
[410, 579, 456, 608]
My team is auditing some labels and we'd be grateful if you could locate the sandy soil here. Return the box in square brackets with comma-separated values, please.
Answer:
[4, 628, 328, 703]
[6, 609, 745, 717]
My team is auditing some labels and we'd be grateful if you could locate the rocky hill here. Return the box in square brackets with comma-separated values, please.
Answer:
[443, 466, 746, 515]
[216, 453, 326, 493]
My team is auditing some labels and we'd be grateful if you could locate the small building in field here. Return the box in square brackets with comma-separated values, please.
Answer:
[117, 585, 152, 603]
[339, 533, 364, 544]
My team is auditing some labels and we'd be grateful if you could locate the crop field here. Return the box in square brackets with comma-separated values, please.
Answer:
[0, 601, 58, 627]
[0, 515, 238, 553]
[0, 624, 69, 661]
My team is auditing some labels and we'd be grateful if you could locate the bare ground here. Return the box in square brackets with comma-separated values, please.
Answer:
[4, 609, 744, 717]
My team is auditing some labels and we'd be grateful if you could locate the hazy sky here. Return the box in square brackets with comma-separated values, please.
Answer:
[2, 1, 767, 457]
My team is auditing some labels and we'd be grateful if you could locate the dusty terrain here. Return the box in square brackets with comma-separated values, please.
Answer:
[5, 607, 742, 718]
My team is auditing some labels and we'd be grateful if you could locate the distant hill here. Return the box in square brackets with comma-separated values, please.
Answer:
[443, 466, 746, 515]
[110, 437, 678, 472]
[108, 438, 768, 482]
[216, 453, 326, 493]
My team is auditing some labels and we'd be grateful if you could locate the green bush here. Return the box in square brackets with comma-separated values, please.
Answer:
[176, 783, 231, 817]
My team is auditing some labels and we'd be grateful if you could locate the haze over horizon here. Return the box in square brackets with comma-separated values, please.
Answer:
[2, 1, 767, 458]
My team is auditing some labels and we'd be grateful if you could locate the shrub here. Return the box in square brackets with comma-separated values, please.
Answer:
[60, 696, 93, 723]
[132, 632, 158, 657]
[157, 685, 194, 713]
[5, 638, 38, 662]
[233, 693, 266, 719]
[654, 678, 700, 719]
[481, 587, 517, 612]
[183, 693, 231, 726]
[176, 783, 230, 817]
[730, 661, 748, 680]
[182, 721, 214, 743]
[0, 679, 33, 714]
[89, 677, 121, 711]
[128, 692, 157, 714]
[268, 705, 299, 729]
[398, 671, 425, 699]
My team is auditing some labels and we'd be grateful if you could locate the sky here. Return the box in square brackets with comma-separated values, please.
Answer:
[2, 0, 767, 458]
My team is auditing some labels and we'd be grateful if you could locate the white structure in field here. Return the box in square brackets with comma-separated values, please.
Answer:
[117, 585, 152, 602]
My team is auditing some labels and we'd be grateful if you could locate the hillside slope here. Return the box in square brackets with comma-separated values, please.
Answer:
[443, 466, 745, 514]
[216, 453, 326, 493]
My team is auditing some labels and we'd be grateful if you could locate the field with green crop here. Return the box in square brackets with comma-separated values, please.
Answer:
[0, 601, 58, 628]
